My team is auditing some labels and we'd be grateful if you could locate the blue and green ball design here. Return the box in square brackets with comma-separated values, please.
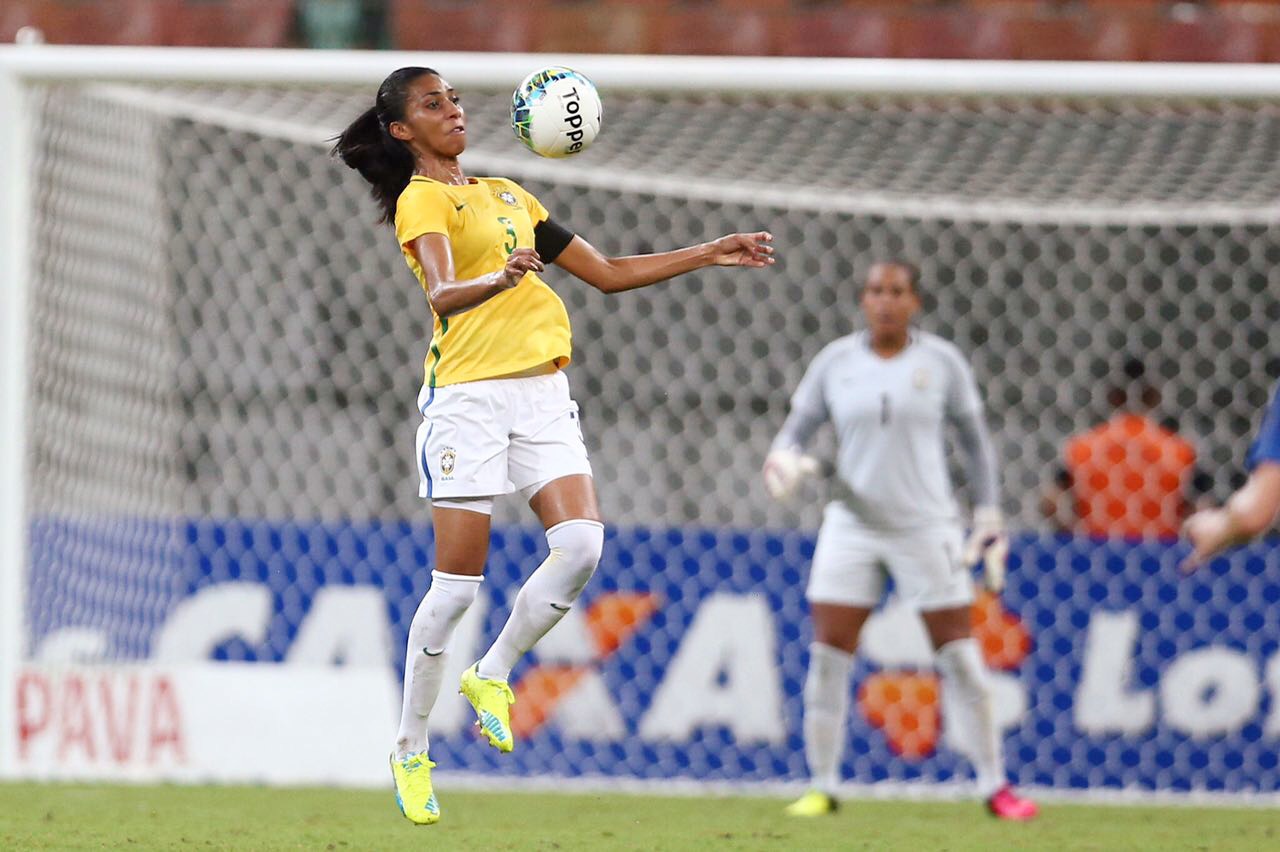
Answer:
[510, 66, 602, 158]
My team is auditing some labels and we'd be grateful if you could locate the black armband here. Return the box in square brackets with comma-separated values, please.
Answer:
[534, 217, 575, 263]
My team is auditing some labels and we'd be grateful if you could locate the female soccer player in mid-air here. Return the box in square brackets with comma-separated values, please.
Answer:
[334, 67, 773, 825]
[763, 261, 1037, 821]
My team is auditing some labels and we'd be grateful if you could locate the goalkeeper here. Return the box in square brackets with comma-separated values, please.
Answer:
[764, 261, 1036, 821]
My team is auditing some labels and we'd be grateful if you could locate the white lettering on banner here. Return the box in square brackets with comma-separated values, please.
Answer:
[17, 669, 186, 766]
[553, 672, 627, 740]
[14, 665, 392, 785]
[860, 597, 935, 667]
[1265, 653, 1280, 737]
[531, 605, 626, 738]
[153, 582, 272, 661]
[287, 586, 394, 666]
[536, 605, 599, 665]
[638, 593, 785, 744]
[1075, 610, 1155, 735]
[1161, 648, 1260, 738]
[35, 627, 107, 663]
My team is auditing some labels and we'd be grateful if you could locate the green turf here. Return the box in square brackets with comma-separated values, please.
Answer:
[0, 782, 1275, 851]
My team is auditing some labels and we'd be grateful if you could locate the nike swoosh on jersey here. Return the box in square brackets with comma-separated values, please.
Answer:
[454, 203, 466, 211]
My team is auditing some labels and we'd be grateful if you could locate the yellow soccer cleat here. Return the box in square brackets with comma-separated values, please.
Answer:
[390, 751, 440, 825]
[459, 663, 516, 753]
[784, 790, 838, 817]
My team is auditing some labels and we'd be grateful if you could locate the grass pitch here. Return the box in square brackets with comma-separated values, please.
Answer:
[1, 782, 1275, 851]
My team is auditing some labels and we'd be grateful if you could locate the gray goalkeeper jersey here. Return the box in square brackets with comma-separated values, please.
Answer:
[771, 330, 999, 531]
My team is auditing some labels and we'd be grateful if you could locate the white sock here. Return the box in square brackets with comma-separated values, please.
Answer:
[394, 570, 482, 758]
[936, 637, 1006, 797]
[803, 642, 854, 795]
[476, 519, 604, 682]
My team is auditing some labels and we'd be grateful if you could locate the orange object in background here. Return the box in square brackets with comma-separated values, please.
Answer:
[509, 592, 660, 739]
[858, 592, 1031, 759]
[1064, 413, 1196, 540]
[859, 672, 941, 759]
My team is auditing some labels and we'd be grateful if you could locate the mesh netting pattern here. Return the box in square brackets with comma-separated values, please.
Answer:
[28, 83, 1280, 534]
[18, 76, 1280, 793]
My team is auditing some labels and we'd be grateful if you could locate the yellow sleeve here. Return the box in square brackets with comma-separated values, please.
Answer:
[508, 179, 550, 226]
[395, 181, 453, 247]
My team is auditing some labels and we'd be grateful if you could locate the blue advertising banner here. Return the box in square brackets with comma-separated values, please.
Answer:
[25, 517, 1280, 793]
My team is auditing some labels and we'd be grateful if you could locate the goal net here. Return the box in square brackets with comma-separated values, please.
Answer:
[3, 48, 1278, 797]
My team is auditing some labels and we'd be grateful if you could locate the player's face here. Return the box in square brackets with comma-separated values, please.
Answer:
[860, 264, 921, 337]
[391, 74, 467, 158]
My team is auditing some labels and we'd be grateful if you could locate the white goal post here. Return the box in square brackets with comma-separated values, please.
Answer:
[2, 44, 1280, 788]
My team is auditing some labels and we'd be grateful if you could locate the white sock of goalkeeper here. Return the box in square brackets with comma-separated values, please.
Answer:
[803, 642, 855, 795]
[476, 519, 604, 682]
[935, 637, 1007, 797]
[394, 570, 482, 758]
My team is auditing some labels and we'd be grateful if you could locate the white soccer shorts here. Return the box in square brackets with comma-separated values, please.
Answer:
[415, 369, 593, 502]
[806, 501, 973, 611]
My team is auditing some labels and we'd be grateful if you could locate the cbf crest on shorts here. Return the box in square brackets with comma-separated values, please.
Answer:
[440, 447, 457, 479]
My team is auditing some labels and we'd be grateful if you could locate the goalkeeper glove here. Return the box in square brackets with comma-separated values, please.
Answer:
[762, 449, 820, 501]
[963, 506, 1009, 593]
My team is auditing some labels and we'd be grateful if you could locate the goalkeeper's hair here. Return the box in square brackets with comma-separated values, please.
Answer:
[862, 259, 923, 296]
[332, 66, 437, 224]
[882, 259, 922, 294]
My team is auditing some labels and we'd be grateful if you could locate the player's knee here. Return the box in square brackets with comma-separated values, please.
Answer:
[415, 570, 483, 654]
[545, 519, 605, 601]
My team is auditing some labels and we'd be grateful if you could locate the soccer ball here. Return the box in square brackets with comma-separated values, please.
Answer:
[511, 67, 602, 159]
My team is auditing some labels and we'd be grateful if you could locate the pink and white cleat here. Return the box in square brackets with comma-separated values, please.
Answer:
[987, 785, 1039, 821]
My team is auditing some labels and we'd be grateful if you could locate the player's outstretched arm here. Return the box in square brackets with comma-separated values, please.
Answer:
[1181, 462, 1280, 572]
[553, 231, 774, 294]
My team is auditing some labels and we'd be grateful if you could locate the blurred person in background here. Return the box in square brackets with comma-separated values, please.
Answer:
[334, 66, 773, 826]
[1182, 379, 1280, 570]
[1041, 356, 1211, 540]
[763, 261, 1037, 821]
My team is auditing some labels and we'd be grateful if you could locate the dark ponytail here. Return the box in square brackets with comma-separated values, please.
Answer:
[332, 66, 436, 224]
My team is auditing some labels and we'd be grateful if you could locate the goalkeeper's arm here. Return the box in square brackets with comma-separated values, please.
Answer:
[763, 407, 824, 501]
[953, 408, 1009, 592]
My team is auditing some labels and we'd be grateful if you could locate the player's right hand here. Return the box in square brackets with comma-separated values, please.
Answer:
[1180, 507, 1234, 573]
[502, 247, 544, 287]
[762, 449, 820, 501]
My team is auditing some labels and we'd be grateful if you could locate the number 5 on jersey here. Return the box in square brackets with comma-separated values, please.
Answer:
[498, 216, 517, 254]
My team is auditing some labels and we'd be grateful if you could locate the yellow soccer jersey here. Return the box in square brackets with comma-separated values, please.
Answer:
[394, 175, 573, 387]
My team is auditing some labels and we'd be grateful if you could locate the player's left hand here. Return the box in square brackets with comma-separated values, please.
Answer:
[963, 506, 1009, 593]
[709, 232, 775, 268]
